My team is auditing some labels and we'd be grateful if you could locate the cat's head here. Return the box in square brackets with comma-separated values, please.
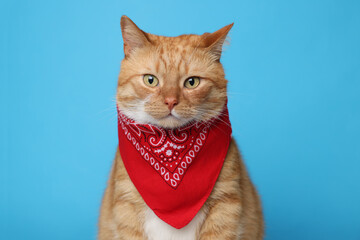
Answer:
[117, 16, 233, 129]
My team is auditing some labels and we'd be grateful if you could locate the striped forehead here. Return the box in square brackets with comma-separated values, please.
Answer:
[148, 35, 204, 76]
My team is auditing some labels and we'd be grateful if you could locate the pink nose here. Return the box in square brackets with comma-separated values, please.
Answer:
[164, 97, 178, 110]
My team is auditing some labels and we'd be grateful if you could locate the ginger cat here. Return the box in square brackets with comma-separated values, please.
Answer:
[98, 16, 264, 240]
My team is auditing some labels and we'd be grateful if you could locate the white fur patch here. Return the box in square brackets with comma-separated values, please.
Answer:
[120, 98, 156, 125]
[144, 206, 206, 240]
[119, 96, 193, 128]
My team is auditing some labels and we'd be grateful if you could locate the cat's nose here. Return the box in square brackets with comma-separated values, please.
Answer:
[164, 97, 178, 111]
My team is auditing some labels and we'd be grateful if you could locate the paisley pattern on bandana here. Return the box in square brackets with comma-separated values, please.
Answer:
[117, 106, 232, 229]
[118, 112, 210, 189]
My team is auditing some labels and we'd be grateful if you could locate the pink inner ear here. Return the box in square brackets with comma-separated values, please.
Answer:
[201, 23, 234, 59]
[120, 15, 150, 56]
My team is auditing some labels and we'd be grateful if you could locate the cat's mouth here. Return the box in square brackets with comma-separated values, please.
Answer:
[167, 112, 175, 117]
[154, 111, 193, 129]
[161, 112, 180, 121]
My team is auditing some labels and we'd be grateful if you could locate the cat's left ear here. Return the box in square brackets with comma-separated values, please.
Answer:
[120, 15, 150, 57]
[202, 23, 234, 60]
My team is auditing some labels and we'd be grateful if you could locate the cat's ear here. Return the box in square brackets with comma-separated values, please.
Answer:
[202, 23, 234, 60]
[120, 15, 150, 57]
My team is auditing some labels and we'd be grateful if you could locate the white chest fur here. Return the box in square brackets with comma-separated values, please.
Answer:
[143, 206, 206, 240]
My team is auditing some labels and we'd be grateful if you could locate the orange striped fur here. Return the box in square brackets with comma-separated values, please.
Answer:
[98, 16, 264, 240]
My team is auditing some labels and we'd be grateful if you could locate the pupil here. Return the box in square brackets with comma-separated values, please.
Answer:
[189, 78, 194, 85]
[148, 76, 153, 84]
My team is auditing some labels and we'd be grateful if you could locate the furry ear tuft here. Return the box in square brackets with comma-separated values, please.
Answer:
[202, 23, 234, 60]
[120, 15, 150, 57]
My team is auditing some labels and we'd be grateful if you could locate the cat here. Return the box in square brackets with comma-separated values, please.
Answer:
[98, 15, 264, 240]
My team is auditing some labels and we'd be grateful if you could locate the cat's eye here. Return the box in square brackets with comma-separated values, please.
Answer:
[184, 77, 200, 89]
[143, 74, 159, 87]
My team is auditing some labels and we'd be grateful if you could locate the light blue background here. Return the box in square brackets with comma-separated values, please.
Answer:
[1, 0, 359, 239]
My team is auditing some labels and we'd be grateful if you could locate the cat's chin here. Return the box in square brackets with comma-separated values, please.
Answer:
[120, 109, 192, 129]
[154, 114, 192, 129]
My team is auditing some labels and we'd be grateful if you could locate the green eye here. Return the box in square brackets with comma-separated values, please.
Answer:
[184, 77, 200, 89]
[143, 74, 159, 87]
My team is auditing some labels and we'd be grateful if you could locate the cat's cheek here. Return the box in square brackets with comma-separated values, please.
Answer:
[182, 85, 212, 103]
[131, 84, 157, 101]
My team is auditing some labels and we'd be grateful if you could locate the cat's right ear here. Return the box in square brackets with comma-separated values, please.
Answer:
[202, 23, 234, 61]
[120, 15, 150, 57]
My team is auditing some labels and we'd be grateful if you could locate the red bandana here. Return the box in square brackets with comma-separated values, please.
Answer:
[117, 106, 232, 229]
